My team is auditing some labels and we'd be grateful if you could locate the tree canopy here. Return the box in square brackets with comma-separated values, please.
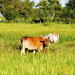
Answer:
[0, 0, 75, 23]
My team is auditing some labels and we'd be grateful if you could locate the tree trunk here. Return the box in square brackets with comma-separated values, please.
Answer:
[51, 9, 55, 22]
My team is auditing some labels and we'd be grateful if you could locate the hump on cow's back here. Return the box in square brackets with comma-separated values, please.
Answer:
[20, 36, 31, 43]
[21, 36, 32, 40]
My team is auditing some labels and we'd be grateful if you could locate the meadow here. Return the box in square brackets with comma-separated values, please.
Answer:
[0, 23, 75, 75]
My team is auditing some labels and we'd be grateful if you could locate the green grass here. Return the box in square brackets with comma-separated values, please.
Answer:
[0, 23, 75, 75]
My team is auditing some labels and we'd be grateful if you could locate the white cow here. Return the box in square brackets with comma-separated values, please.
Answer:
[42, 33, 59, 43]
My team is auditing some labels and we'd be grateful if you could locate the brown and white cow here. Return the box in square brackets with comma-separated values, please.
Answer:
[42, 33, 59, 43]
[20, 36, 48, 55]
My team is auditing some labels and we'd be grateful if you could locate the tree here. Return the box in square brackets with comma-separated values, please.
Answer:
[65, 0, 75, 23]
[0, 0, 35, 21]
[66, 0, 75, 9]
[0, 0, 20, 20]
[36, 0, 61, 22]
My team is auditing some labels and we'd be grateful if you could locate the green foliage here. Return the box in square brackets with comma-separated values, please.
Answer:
[0, 0, 75, 23]
[0, 0, 35, 21]
[11, 17, 25, 23]
[0, 0, 20, 20]
[66, 0, 75, 9]
[36, 0, 61, 22]
[60, 7, 75, 24]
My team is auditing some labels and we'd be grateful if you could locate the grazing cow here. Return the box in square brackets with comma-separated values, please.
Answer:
[20, 36, 48, 55]
[42, 33, 59, 43]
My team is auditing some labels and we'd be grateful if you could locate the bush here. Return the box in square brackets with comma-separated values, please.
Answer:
[11, 17, 25, 23]
[62, 18, 72, 24]
[25, 17, 33, 23]
[43, 21, 50, 26]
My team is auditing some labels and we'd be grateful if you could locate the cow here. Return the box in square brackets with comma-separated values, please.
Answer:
[20, 36, 48, 55]
[42, 33, 59, 43]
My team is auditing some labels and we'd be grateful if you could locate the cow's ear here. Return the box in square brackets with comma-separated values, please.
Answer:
[40, 40, 44, 42]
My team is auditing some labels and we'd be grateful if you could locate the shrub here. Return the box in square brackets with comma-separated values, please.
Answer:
[11, 17, 25, 23]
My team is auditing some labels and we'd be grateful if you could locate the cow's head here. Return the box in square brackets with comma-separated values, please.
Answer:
[40, 38, 48, 48]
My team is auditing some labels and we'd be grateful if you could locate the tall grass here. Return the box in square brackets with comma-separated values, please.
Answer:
[0, 23, 75, 75]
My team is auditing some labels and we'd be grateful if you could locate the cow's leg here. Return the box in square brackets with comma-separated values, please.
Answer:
[38, 46, 43, 52]
[21, 48, 25, 55]
[33, 49, 38, 53]
[56, 38, 58, 43]
[21, 43, 25, 55]
[33, 50, 36, 53]
[40, 46, 43, 50]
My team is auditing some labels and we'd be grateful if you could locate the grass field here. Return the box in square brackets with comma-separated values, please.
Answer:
[0, 23, 75, 75]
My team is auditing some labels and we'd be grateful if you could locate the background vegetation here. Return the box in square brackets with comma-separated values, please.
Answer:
[0, 23, 75, 75]
[0, 0, 75, 24]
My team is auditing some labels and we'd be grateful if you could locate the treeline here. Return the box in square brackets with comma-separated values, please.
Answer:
[0, 0, 75, 24]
